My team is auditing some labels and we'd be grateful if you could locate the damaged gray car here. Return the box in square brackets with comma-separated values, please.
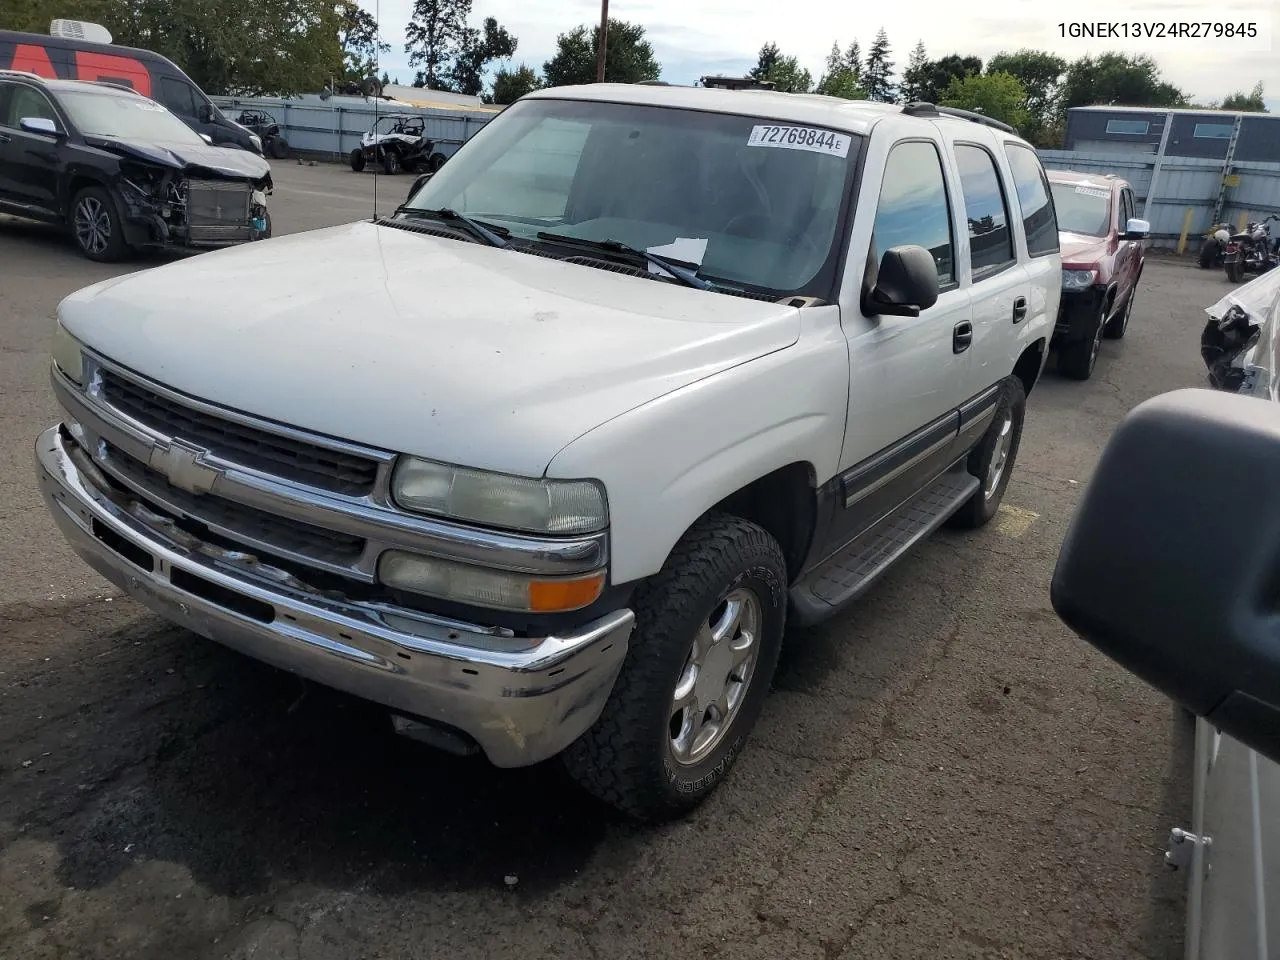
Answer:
[0, 71, 272, 261]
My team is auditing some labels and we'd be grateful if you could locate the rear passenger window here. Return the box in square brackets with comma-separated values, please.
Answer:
[872, 140, 955, 286]
[159, 77, 199, 119]
[1004, 143, 1059, 257]
[953, 144, 1014, 276]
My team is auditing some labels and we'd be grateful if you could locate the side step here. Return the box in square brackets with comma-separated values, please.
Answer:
[790, 467, 980, 627]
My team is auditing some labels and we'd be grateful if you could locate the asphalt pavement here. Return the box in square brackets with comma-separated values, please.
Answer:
[0, 161, 1218, 960]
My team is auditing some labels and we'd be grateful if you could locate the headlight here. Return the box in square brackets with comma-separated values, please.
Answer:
[249, 132, 263, 153]
[1062, 269, 1096, 291]
[379, 551, 606, 613]
[51, 324, 84, 385]
[391, 457, 608, 535]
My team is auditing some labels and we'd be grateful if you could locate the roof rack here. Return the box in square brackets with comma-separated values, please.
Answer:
[88, 80, 141, 94]
[700, 75, 776, 91]
[900, 101, 1017, 135]
[635, 80, 672, 86]
[0, 69, 44, 80]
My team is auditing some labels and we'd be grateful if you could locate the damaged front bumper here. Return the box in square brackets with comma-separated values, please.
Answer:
[118, 174, 272, 250]
[1054, 286, 1105, 343]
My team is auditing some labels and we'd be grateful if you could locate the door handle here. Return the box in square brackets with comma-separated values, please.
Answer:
[953, 320, 973, 354]
[1012, 296, 1028, 323]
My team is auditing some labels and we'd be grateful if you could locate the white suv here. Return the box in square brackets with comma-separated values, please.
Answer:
[37, 83, 1061, 821]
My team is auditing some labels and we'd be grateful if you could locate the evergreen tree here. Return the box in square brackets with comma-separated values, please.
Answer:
[899, 40, 928, 102]
[863, 28, 894, 101]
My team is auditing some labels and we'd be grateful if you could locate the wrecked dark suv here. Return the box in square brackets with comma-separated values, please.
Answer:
[0, 72, 272, 262]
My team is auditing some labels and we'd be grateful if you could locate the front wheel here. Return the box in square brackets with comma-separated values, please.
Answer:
[1058, 302, 1107, 380]
[1199, 238, 1221, 269]
[562, 513, 786, 822]
[1104, 286, 1134, 339]
[350, 148, 366, 172]
[947, 376, 1026, 530]
[381, 149, 399, 175]
[1226, 259, 1243, 283]
[70, 186, 128, 262]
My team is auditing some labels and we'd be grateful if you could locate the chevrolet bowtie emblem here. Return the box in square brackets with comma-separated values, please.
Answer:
[148, 440, 220, 495]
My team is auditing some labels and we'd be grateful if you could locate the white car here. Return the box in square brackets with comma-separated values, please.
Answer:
[37, 83, 1061, 820]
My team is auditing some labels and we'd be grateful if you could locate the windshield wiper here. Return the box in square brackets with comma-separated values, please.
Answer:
[535, 232, 715, 290]
[402, 208, 511, 248]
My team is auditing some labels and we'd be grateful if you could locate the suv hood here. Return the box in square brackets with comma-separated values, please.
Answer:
[58, 220, 802, 477]
[87, 136, 271, 180]
[1059, 231, 1110, 266]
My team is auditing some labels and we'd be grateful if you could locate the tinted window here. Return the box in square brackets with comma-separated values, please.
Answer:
[57, 89, 205, 145]
[1194, 123, 1234, 139]
[872, 140, 954, 285]
[159, 77, 199, 119]
[4, 84, 58, 127]
[1005, 144, 1059, 256]
[1105, 119, 1149, 135]
[954, 144, 1014, 275]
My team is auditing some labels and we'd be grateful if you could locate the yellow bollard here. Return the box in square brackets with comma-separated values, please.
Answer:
[1178, 207, 1194, 254]
[1239, 211, 1249, 232]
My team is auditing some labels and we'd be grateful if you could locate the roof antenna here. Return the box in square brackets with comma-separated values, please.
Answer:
[372, 0, 380, 222]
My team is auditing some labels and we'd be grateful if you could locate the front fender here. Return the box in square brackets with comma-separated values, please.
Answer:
[545, 310, 850, 584]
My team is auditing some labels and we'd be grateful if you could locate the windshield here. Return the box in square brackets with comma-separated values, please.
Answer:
[1049, 181, 1112, 237]
[404, 97, 861, 298]
[59, 90, 206, 145]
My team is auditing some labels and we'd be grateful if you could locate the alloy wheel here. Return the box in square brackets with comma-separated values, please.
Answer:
[74, 197, 110, 256]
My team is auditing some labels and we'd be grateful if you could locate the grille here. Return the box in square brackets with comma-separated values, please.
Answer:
[99, 370, 380, 497]
[103, 443, 366, 568]
[185, 179, 251, 226]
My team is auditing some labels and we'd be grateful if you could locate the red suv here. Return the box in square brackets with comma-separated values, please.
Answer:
[1046, 170, 1149, 380]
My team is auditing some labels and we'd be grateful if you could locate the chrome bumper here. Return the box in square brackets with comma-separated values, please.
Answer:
[35, 425, 634, 767]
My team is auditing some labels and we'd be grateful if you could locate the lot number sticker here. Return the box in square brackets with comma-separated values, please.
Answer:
[1074, 185, 1109, 198]
[748, 125, 851, 158]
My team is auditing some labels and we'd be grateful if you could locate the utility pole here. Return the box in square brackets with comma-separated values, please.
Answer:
[595, 0, 609, 82]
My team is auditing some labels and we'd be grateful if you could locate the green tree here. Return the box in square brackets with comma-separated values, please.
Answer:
[846, 40, 862, 81]
[767, 55, 812, 93]
[909, 54, 982, 104]
[449, 16, 517, 96]
[815, 42, 864, 99]
[1058, 52, 1187, 118]
[941, 71, 1029, 129]
[405, 0, 470, 90]
[748, 42, 781, 84]
[862, 28, 894, 101]
[542, 18, 660, 86]
[898, 40, 929, 102]
[337, 0, 390, 85]
[491, 64, 541, 104]
[1220, 81, 1267, 112]
[1, 0, 112, 32]
[986, 49, 1067, 126]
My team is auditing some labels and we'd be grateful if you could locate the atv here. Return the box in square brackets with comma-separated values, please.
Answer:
[349, 114, 448, 175]
[229, 108, 291, 159]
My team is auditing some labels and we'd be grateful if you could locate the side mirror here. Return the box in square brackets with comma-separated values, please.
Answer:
[1124, 217, 1150, 240]
[863, 245, 940, 318]
[198, 102, 215, 123]
[1051, 388, 1280, 766]
[20, 116, 59, 136]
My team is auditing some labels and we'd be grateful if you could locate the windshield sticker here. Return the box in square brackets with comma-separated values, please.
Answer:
[1075, 185, 1109, 198]
[748, 125, 851, 158]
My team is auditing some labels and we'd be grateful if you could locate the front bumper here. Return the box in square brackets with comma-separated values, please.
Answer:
[35, 425, 634, 767]
[1054, 286, 1105, 342]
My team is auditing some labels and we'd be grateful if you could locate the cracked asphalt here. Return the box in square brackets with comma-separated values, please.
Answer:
[0, 162, 1217, 959]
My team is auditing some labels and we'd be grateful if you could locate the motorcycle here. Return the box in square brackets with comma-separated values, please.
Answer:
[1198, 223, 1232, 269]
[1223, 214, 1280, 283]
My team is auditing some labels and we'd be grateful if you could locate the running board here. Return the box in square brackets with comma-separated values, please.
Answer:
[790, 467, 980, 627]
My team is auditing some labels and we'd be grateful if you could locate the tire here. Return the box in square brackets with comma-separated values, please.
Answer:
[1058, 300, 1107, 381]
[946, 376, 1026, 530]
[562, 513, 787, 822]
[269, 137, 290, 159]
[381, 149, 399, 175]
[1226, 259, 1243, 283]
[1104, 286, 1134, 339]
[251, 209, 272, 241]
[428, 152, 447, 173]
[70, 185, 128, 263]
[350, 148, 365, 172]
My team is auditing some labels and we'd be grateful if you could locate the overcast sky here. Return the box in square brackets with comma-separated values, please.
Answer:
[358, 0, 1278, 109]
